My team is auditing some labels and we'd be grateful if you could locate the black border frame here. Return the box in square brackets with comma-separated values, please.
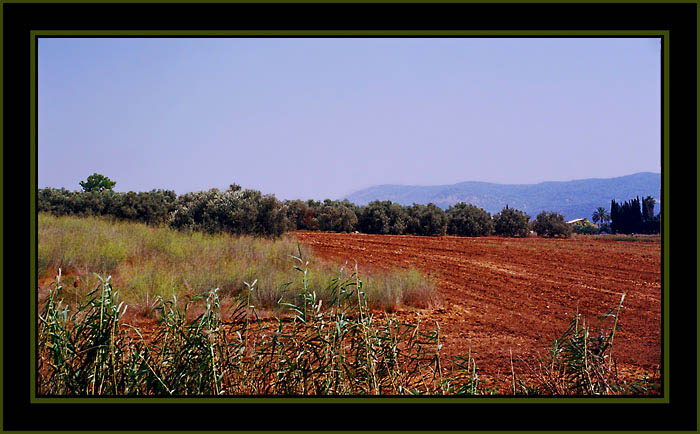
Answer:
[3, 1, 697, 432]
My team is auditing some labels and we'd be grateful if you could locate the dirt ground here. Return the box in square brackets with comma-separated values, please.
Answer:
[293, 231, 662, 383]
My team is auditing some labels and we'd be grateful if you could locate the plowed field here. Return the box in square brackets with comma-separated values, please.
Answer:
[294, 231, 661, 383]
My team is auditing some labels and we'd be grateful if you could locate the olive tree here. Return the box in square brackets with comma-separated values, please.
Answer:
[493, 205, 530, 237]
[317, 204, 358, 233]
[532, 211, 572, 238]
[446, 203, 493, 237]
[405, 203, 447, 236]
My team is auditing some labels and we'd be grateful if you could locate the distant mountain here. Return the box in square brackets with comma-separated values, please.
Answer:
[342, 172, 661, 221]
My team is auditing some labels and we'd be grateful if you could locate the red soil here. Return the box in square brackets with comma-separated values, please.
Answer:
[293, 231, 661, 382]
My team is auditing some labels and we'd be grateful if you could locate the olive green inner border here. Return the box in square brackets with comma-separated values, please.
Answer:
[3, 0, 698, 3]
[28, 30, 670, 405]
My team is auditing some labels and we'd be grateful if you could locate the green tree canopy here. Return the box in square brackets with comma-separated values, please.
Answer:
[532, 211, 572, 238]
[493, 205, 530, 237]
[79, 173, 116, 192]
[318, 204, 358, 233]
[446, 203, 493, 237]
[357, 201, 408, 235]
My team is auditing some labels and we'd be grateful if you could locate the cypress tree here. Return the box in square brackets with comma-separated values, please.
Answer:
[632, 196, 642, 233]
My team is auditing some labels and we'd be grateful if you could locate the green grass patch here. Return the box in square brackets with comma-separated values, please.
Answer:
[38, 213, 437, 311]
[583, 233, 661, 242]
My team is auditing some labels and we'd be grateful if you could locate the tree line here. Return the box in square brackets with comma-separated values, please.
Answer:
[37, 173, 659, 238]
[609, 196, 660, 234]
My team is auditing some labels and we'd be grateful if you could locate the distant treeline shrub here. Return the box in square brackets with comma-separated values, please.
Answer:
[357, 200, 408, 235]
[284, 199, 320, 231]
[532, 211, 572, 238]
[283, 199, 450, 237]
[407, 203, 449, 236]
[169, 185, 288, 237]
[284, 199, 360, 233]
[493, 206, 530, 237]
[40, 178, 563, 239]
[38, 184, 287, 237]
[38, 188, 178, 225]
[446, 203, 494, 236]
[571, 220, 600, 235]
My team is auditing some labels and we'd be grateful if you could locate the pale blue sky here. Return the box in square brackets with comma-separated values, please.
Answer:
[38, 38, 661, 201]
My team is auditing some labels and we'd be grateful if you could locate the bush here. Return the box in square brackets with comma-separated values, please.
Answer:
[168, 187, 288, 237]
[404, 203, 448, 236]
[256, 194, 290, 237]
[111, 190, 178, 225]
[37, 188, 177, 225]
[572, 221, 600, 235]
[532, 211, 572, 238]
[357, 201, 407, 235]
[493, 206, 530, 237]
[284, 199, 318, 231]
[317, 204, 358, 233]
[38, 188, 105, 216]
[39, 183, 289, 238]
[446, 203, 493, 237]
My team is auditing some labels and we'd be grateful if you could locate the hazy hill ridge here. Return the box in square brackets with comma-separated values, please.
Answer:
[342, 172, 661, 221]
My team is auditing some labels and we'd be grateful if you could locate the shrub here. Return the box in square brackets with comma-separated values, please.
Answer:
[357, 201, 407, 235]
[405, 203, 448, 236]
[37, 188, 177, 225]
[385, 202, 409, 235]
[168, 187, 288, 237]
[38, 187, 74, 215]
[284, 199, 318, 231]
[256, 194, 290, 237]
[317, 204, 358, 233]
[446, 203, 493, 237]
[493, 206, 530, 237]
[532, 211, 572, 238]
[358, 202, 390, 234]
[111, 190, 178, 225]
[571, 221, 600, 235]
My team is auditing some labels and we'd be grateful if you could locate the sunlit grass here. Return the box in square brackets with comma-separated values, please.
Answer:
[38, 213, 438, 311]
[37, 269, 659, 396]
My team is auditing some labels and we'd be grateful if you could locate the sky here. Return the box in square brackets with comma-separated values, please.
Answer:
[38, 38, 661, 201]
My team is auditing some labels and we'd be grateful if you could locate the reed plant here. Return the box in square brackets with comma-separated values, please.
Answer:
[512, 294, 660, 395]
[37, 266, 658, 396]
[38, 264, 477, 396]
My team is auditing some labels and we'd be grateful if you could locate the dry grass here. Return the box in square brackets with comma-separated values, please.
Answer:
[37, 269, 659, 396]
[38, 213, 438, 312]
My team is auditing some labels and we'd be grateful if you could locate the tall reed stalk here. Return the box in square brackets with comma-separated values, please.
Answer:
[38, 267, 657, 396]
